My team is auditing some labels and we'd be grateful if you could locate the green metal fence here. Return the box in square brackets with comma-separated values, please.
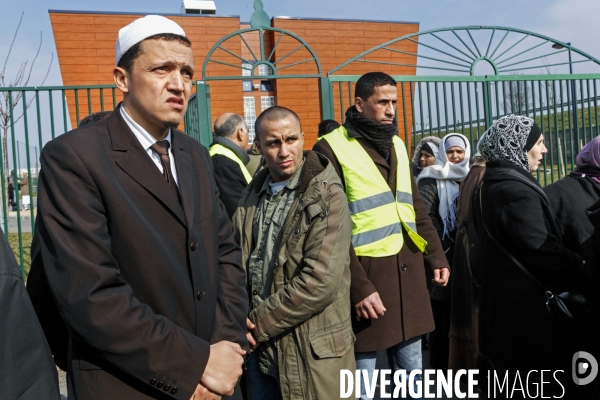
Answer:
[323, 74, 600, 186]
[184, 82, 212, 145]
[321, 26, 600, 187]
[0, 84, 122, 278]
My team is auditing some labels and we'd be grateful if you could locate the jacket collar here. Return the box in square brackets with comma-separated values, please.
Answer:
[211, 136, 250, 165]
[484, 161, 549, 204]
[258, 161, 304, 195]
[341, 123, 396, 175]
[344, 120, 396, 171]
[251, 151, 327, 195]
[343, 118, 363, 139]
[120, 106, 173, 154]
[108, 107, 190, 227]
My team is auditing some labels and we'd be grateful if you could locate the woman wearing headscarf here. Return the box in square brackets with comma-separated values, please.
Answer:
[475, 115, 589, 397]
[544, 136, 600, 284]
[410, 137, 444, 351]
[416, 133, 470, 370]
[411, 136, 441, 177]
[544, 137, 600, 398]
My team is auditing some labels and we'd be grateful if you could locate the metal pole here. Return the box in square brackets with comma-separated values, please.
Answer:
[568, 46, 580, 152]
[17, 141, 21, 175]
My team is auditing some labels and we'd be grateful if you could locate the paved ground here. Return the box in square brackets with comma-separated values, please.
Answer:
[0, 208, 36, 233]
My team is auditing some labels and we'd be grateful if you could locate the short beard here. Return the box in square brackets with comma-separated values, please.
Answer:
[163, 120, 180, 129]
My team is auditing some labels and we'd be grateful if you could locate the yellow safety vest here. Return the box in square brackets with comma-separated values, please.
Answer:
[209, 143, 252, 184]
[321, 127, 427, 257]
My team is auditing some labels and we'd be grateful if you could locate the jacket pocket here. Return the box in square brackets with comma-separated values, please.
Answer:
[198, 215, 215, 231]
[309, 325, 355, 359]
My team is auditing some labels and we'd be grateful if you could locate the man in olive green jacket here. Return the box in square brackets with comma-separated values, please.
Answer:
[233, 106, 355, 400]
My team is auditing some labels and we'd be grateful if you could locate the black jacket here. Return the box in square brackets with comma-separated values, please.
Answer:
[545, 175, 600, 393]
[417, 177, 454, 303]
[211, 137, 250, 219]
[0, 234, 60, 400]
[544, 175, 600, 286]
[7, 182, 15, 202]
[418, 178, 454, 251]
[589, 199, 600, 253]
[475, 161, 587, 374]
[448, 165, 486, 371]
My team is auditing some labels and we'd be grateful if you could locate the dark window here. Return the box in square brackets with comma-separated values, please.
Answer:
[261, 80, 274, 92]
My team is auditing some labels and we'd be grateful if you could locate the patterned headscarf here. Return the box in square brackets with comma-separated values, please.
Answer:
[477, 114, 536, 171]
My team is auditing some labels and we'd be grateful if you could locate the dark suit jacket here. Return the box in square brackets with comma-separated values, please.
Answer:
[28, 109, 248, 400]
[0, 234, 60, 400]
[212, 156, 248, 219]
[210, 137, 252, 219]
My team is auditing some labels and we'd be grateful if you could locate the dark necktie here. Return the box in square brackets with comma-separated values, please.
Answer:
[151, 140, 181, 204]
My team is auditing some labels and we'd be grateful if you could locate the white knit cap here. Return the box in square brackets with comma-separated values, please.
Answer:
[115, 15, 187, 65]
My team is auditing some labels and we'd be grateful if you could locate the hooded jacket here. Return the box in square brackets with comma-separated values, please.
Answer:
[233, 151, 355, 399]
[411, 136, 442, 173]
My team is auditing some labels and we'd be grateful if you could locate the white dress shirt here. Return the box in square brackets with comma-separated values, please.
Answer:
[120, 106, 179, 187]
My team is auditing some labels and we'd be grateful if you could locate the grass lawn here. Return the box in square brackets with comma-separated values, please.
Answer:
[7, 232, 32, 280]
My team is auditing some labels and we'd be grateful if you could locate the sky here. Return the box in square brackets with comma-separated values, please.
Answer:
[1, 0, 599, 87]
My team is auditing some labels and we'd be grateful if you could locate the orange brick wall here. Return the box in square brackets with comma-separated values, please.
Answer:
[271, 18, 419, 149]
[50, 12, 419, 148]
[50, 11, 243, 130]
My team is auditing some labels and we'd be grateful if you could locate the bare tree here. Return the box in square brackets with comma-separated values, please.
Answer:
[0, 12, 54, 178]
[501, 62, 568, 130]
[539, 58, 570, 131]
[502, 74, 531, 115]
[541, 59, 557, 114]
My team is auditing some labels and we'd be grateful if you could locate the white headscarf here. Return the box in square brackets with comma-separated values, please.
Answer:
[417, 133, 471, 238]
[424, 141, 440, 160]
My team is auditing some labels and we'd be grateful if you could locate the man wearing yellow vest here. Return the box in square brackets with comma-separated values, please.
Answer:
[313, 72, 450, 399]
[210, 112, 252, 218]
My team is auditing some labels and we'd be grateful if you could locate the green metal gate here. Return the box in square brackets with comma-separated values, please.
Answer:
[184, 14, 322, 146]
